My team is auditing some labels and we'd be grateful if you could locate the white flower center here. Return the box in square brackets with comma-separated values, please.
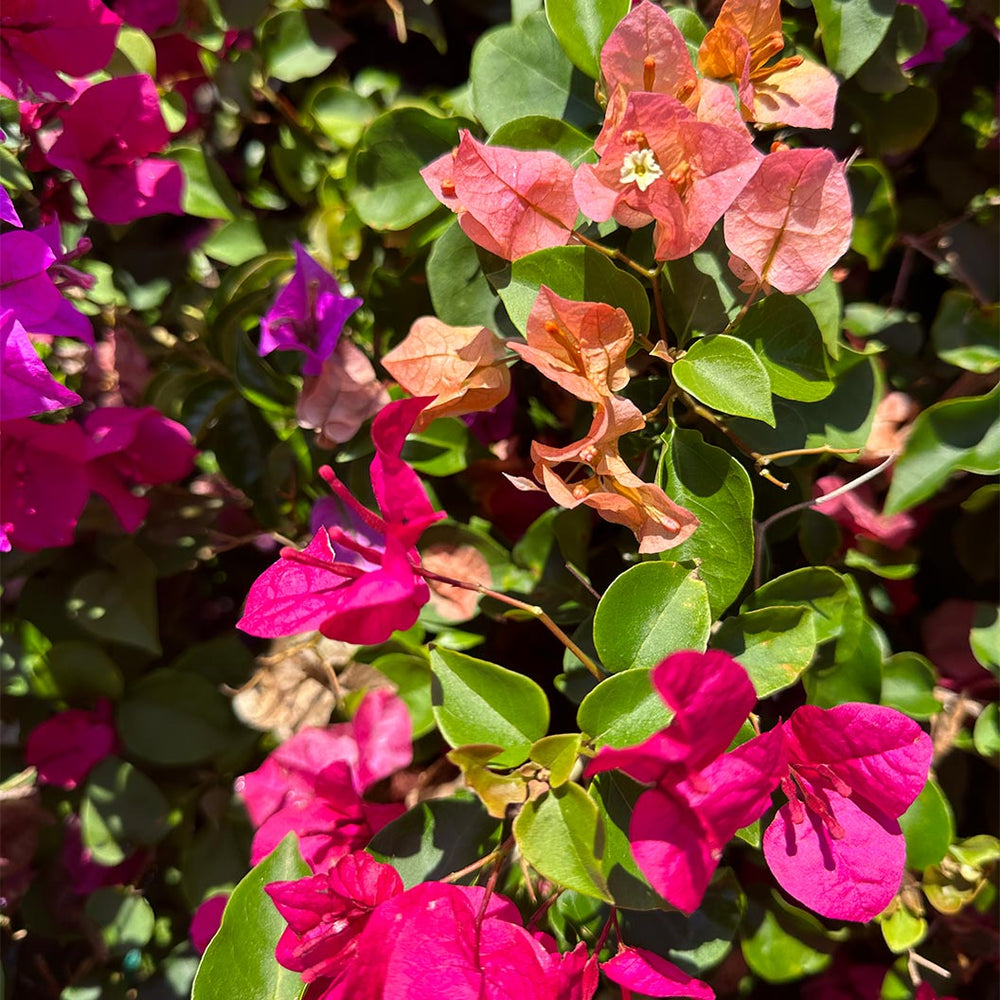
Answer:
[619, 149, 663, 192]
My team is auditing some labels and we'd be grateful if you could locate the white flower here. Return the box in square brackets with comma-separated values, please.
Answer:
[619, 148, 663, 192]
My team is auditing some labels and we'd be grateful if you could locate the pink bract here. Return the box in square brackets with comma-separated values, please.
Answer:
[46, 74, 183, 225]
[24, 699, 116, 789]
[237, 689, 412, 872]
[0, 310, 82, 419]
[602, 945, 715, 999]
[814, 474, 921, 551]
[190, 893, 228, 955]
[762, 703, 933, 921]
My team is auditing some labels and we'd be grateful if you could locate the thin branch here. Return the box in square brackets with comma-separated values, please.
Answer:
[751, 452, 897, 589]
[565, 561, 601, 602]
[419, 569, 606, 681]
[441, 834, 514, 884]
[650, 261, 668, 346]
[758, 445, 861, 466]
[570, 230, 658, 279]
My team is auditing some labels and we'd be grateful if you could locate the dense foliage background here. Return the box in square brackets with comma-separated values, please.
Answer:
[1, 0, 997, 998]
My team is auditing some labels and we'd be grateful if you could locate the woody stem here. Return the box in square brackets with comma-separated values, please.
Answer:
[570, 231, 658, 279]
[418, 569, 605, 681]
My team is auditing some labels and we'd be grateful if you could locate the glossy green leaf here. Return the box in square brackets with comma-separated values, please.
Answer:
[657, 426, 754, 616]
[402, 417, 470, 476]
[730, 347, 883, 458]
[426, 221, 505, 330]
[732, 295, 834, 403]
[530, 733, 582, 786]
[46, 641, 123, 701]
[849, 160, 897, 270]
[81, 757, 174, 866]
[669, 8, 709, 60]
[931, 290, 1000, 374]
[514, 782, 611, 901]
[712, 606, 818, 698]
[742, 567, 851, 646]
[306, 82, 376, 147]
[971, 603, 1000, 672]
[741, 890, 836, 983]
[673, 335, 774, 424]
[900, 778, 954, 870]
[497, 245, 650, 340]
[577, 668, 673, 748]
[974, 703, 1000, 757]
[258, 9, 343, 83]
[201, 218, 267, 267]
[881, 653, 941, 718]
[800, 273, 844, 361]
[813, 0, 897, 78]
[368, 796, 501, 887]
[350, 108, 469, 230]
[593, 562, 712, 672]
[489, 115, 596, 166]
[589, 772, 664, 909]
[171, 145, 240, 221]
[885, 386, 1000, 514]
[430, 647, 549, 766]
[85, 888, 155, 957]
[371, 653, 436, 739]
[544, 0, 630, 78]
[470, 12, 600, 132]
[192, 835, 309, 1000]
[118, 669, 240, 766]
[880, 905, 927, 953]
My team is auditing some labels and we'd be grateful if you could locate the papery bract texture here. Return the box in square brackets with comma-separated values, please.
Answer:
[762, 703, 933, 921]
[296, 338, 390, 447]
[902, 0, 968, 68]
[0, 417, 91, 551]
[260, 242, 362, 376]
[601, 946, 715, 999]
[421, 130, 579, 260]
[0, 0, 121, 102]
[574, 92, 762, 261]
[724, 147, 852, 295]
[189, 893, 228, 955]
[46, 74, 183, 224]
[24, 700, 116, 789]
[0, 185, 22, 227]
[0, 311, 82, 419]
[382, 318, 511, 427]
[511, 286, 633, 402]
[237, 689, 412, 871]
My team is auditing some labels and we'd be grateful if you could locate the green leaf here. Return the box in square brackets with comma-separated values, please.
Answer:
[85, 888, 155, 957]
[47, 641, 123, 701]
[881, 653, 942, 719]
[530, 733, 582, 786]
[589, 772, 665, 909]
[849, 160, 897, 270]
[470, 12, 600, 133]
[367, 797, 501, 887]
[741, 889, 835, 983]
[577, 668, 673, 748]
[712, 607, 818, 698]
[842, 81, 938, 158]
[118, 669, 241, 766]
[402, 417, 469, 476]
[742, 567, 850, 645]
[109, 26, 156, 77]
[201, 218, 267, 267]
[593, 562, 712, 672]
[489, 115, 596, 166]
[800, 273, 844, 361]
[673, 334, 775, 424]
[514, 782, 611, 900]
[350, 108, 470, 231]
[880, 905, 927, 953]
[734, 293, 836, 400]
[884, 386, 1000, 514]
[804, 604, 885, 708]
[371, 653, 436, 739]
[171, 145, 241, 221]
[669, 9, 708, 59]
[426, 221, 504, 330]
[80, 758, 174, 866]
[974, 703, 1000, 757]
[813, 0, 897, 78]
[900, 778, 954, 870]
[657, 426, 754, 617]
[306, 82, 376, 147]
[931, 290, 1000, 374]
[970, 603, 1000, 672]
[258, 9, 344, 83]
[430, 647, 549, 766]
[544, 0, 629, 79]
[729, 347, 883, 458]
[192, 835, 309, 1000]
[497, 245, 650, 340]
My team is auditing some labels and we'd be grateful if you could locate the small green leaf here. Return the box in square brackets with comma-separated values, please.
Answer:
[879, 905, 927, 953]
[497, 245, 650, 340]
[258, 9, 344, 83]
[430, 647, 549, 766]
[849, 161, 897, 270]
[813, 0, 897, 78]
[712, 607, 818, 698]
[371, 653, 436, 739]
[673, 334, 774, 424]
[657, 426, 754, 617]
[741, 890, 835, 983]
[514, 782, 611, 901]
[426, 221, 505, 330]
[350, 108, 470, 231]
[192, 835, 309, 1000]
[530, 733, 582, 786]
[489, 116, 596, 166]
[885, 386, 1000, 514]
[306, 82, 376, 147]
[402, 417, 469, 476]
[367, 797, 501, 887]
[577, 669, 673, 748]
[971, 603, 1000, 672]
[85, 888, 155, 957]
[171, 145, 241, 221]
[881, 653, 942, 719]
[471, 12, 600, 133]
[931, 290, 1000, 374]
[974, 703, 1000, 757]
[900, 778, 954, 870]
[742, 567, 851, 646]
[47, 641, 123, 701]
[593, 562, 712, 672]
[544, 0, 630, 78]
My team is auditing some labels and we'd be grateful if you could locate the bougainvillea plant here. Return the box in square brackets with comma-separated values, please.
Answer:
[1, 1, 997, 998]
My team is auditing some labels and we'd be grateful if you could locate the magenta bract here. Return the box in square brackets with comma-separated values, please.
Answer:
[24, 699, 116, 789]
[0, 310, 82, 419]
